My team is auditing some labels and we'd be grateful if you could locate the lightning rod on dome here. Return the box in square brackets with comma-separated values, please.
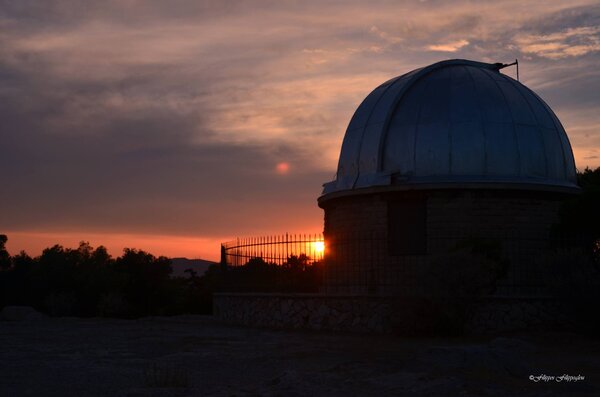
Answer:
[495, 59, 519, 81]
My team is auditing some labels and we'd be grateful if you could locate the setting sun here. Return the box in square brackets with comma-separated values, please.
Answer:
[276, 162, 290, 174]
[313, 240, 325, 254]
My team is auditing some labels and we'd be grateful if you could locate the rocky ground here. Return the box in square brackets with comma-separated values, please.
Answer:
[0, 309, 598, 396]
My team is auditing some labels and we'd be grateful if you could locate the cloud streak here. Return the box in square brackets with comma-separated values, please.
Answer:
[427, 39, 470, 52]
[516, 26, 600, 59]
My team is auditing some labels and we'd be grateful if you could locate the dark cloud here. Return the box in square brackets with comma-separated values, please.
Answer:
[523, 3, 600, 34]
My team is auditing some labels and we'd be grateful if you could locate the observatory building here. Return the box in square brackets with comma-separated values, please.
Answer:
[318, 59, 579, 296]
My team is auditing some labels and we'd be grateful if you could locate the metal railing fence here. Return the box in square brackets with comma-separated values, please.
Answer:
[221, 233, 324, 267]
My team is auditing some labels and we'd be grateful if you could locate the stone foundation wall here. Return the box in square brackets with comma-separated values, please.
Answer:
[214, 293, 569, 334]
[214, 293, 390, 333]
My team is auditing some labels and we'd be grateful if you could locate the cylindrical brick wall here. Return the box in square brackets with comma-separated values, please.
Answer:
[319, 188, 569, 297]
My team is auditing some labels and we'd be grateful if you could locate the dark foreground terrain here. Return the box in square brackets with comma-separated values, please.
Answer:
[0, 314, 598, 397]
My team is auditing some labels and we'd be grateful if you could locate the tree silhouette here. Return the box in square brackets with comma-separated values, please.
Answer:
[113, 248, 173, 316]
[555, 167, 600, 261]
[285, 254, 310, 270]
[0, 235, 10, 270]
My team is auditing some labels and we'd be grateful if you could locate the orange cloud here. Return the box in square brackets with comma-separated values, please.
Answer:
[427, 39, 470, 52]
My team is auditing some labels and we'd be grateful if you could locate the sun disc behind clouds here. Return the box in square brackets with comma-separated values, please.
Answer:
[276, 162, 290, 174]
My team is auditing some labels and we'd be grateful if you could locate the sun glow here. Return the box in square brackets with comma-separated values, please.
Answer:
[275, 162, 290, 174]
[314, 240, 325, 254]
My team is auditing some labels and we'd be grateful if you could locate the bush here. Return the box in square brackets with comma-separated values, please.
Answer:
[44, 292, 78, 317]
[214, 256, 323, 293]
[97, 291, 133, 318]
[553, 167, 600, 263]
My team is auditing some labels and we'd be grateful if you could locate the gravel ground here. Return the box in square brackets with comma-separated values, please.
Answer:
[0, 315, 598, 396]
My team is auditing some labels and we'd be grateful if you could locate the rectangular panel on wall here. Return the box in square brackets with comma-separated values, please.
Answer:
[388, 197, 427, 255]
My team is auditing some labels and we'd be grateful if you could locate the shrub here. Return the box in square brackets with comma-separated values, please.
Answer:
[97, 291, 133, 318]
[214, 257, 323, 293]
[44, 292, 78, 317]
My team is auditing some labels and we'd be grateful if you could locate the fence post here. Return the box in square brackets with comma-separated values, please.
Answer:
[220, 244, 227, 269]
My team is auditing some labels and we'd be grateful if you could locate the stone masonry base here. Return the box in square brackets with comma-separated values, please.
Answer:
[213, 293, 569, 334]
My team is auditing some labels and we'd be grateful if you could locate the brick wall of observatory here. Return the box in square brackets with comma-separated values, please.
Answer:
[321, 189, 566, 296]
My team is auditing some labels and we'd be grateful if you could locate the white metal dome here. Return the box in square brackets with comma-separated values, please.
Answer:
[322, 59, 578, 196]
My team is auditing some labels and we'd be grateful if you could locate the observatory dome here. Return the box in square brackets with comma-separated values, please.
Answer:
[322, 59, 578, 196]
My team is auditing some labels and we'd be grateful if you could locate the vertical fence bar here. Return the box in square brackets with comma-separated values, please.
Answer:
[304, 233, 307, 266]
[276, 235, 280, 265]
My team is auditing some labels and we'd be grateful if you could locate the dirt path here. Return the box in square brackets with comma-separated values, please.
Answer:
[0, 315, 598, 396]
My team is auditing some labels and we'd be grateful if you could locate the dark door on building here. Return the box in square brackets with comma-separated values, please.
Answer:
[388, 196, 427, 255]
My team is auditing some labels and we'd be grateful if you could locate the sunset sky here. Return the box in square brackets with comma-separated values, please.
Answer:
[1, 0, 599, 260]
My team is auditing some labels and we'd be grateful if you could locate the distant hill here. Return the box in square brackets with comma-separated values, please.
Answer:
[170, 257, 218, 277]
